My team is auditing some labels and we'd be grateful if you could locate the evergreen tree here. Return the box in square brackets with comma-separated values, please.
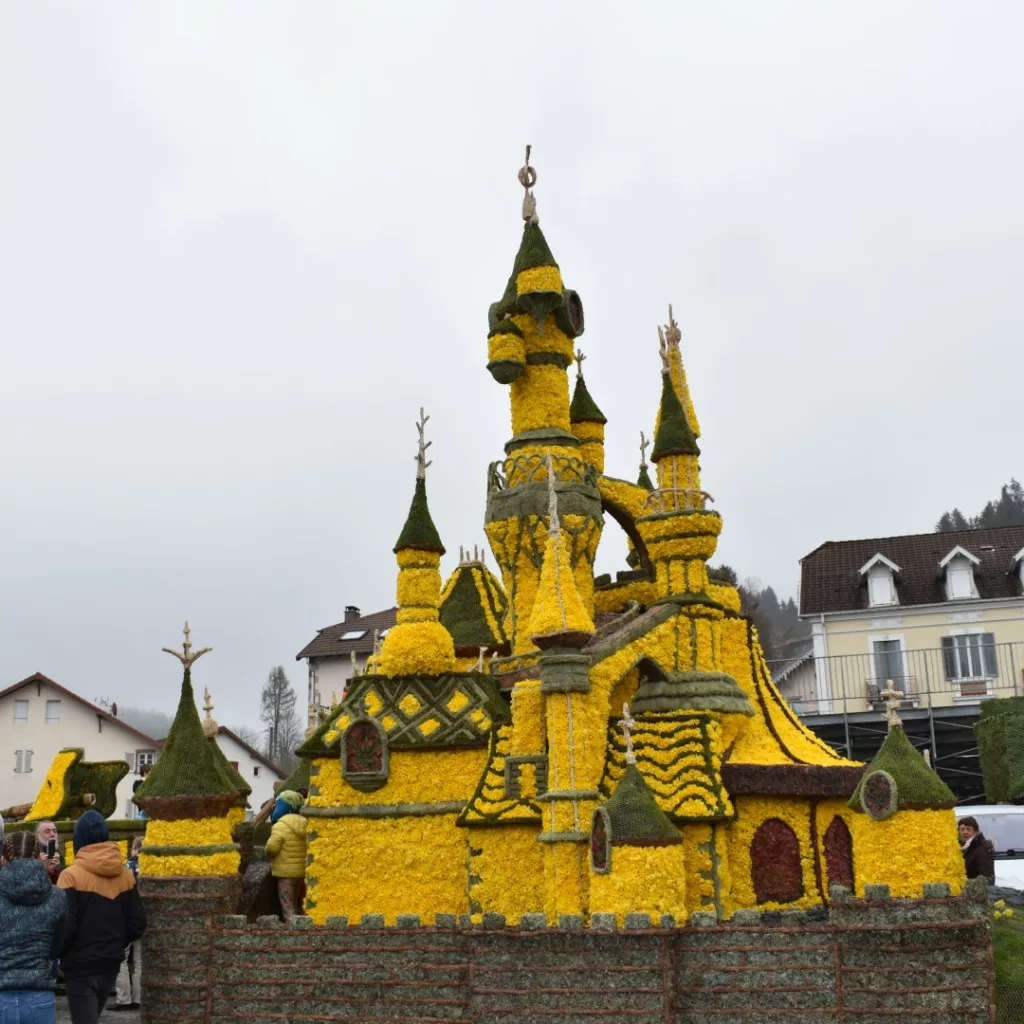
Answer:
[934, 480, 1024, 532]
[260, 666, 300, 770]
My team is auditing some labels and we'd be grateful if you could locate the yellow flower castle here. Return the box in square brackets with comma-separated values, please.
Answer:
[297, 154, 965, 926]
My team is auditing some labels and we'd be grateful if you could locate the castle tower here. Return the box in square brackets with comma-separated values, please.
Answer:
[484, 150, 604, 656]
[530, 458, 596, 921]
[378, 409, 456, 677]
[134, 624, 241, 878]
[569, 351, 607, 473]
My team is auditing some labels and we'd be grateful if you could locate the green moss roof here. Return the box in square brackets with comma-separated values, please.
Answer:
[569, 375, 607, 425]
[604, 764, 680, 845]
[651, 372, 699, 461]
[393, 476, 445, 555]
[513, 222, 558, 275]
[279, 757, 311, 795]
[848, 725, 955, 812]
[637, 463, 654, 490]
[439, 565, 507, 648]
[134, 668, 237, 800]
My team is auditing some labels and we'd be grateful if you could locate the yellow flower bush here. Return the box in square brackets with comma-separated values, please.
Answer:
[26, 750, 79, 822]
[488, 331, 526, 366]
[379, 619, 455, 676]
[145, 816, 233, 848]
[138, 850, 239, 877]
[65, 839, 129, 866]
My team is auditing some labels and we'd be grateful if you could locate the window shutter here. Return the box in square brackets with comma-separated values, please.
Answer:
[126, 751, 136, 773]
[24, 750, 33, 772]
[982, 633, 998, 677]
[941, 637, 956, 680]
[14, 750, 22, 773]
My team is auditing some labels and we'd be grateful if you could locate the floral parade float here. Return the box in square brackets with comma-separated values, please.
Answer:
[292, 150, 968, 928]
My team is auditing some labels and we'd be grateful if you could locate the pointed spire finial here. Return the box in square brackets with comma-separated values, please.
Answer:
[414, 407, 432, 480]
[201, 685, 219, 738]
[657, 326, 671, 373]
[663, 304, 681, 347]
[574, 348, 587, 380]
[622, 702, 637, 765]
[545, 454, 560, 539]
[163, 621, 212, 669]
[518, 144, 538, 225]
[203, 687, 213, 715]
[639, 430, 650, 467]
[880, 680, 904, 731]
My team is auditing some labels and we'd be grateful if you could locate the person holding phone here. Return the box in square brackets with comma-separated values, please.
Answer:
[34, 821, 62, 884]
[0, 830, 69, 1024]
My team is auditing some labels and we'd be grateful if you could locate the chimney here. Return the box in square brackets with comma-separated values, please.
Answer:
[344, 605, 361, 622]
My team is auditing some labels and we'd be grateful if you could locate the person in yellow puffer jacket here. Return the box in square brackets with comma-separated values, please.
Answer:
[264, 790, 307, 921]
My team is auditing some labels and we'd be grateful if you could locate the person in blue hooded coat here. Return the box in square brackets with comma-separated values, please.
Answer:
[0, 830, 69, 1024]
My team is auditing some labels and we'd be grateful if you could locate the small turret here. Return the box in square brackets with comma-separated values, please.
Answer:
[528, 458, 595, 649]
[379, 409, 456, 677]
[637, 431, 654, 491]
[569, 350, 607, 473]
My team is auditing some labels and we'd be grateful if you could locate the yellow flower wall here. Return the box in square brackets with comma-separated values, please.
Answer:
[307, 815, 470, 925]
[138, 850, 240, 877]
[851, 809, 965, 897]
[468, 825, 545, 925]
[145, 816, 233, 847]
[590, 844, 687, 925]
[310, 749, 488, 809]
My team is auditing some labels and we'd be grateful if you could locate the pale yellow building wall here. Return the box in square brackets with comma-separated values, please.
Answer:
[819, 599, 1024, 711]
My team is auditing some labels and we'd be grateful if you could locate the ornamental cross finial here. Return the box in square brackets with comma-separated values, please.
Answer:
[414, 407, 432, 480]
[518, 144, 538, 225]
[639, 430, 650, 467]
[622, 702, 637, 765]
[162, 621, 211, 670]
[880, 679, 904, 731]
[202, 687, 214, 715]
[663, 304, 681, 347]
[545, 454, 560, 539]
[574, 348, 586, 380]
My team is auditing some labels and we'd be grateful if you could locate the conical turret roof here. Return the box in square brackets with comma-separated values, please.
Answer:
[134, 668, 237, 803]
[439, 560, 508, 650]
[651, 372, 699, 461]
[637, 463, 654, 490]
[394, 476, 445, 555]
[603, 763, 681, 846]
[849, 725, 955, 813]
[570, 374, 607, 425]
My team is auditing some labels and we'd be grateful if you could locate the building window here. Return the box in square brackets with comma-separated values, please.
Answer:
[45, 700, 61, 723]
[940, 547, 980, 601]
[253, 766, 261, 779]
[867, 568, 896, 607]
[136, 750, 156, 774]
[942, 633, 997, 683]
[871, 639, 908, 690]
[14, 750, 33, 773]
[13, 700, 28, 724]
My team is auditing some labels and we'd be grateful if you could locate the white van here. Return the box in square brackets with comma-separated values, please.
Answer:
[954, 805, 1024, 889]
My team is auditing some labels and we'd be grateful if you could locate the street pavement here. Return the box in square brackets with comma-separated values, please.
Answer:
[56, 1002, 141, 1023]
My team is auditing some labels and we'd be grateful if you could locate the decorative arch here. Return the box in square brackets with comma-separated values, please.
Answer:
[600, 496, 654, 579]
[750, 818, 804, 904]
[823, 815, 854, 893]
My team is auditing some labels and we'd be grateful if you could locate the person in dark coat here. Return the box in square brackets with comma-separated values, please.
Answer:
[57, 812, 147, 1024]
[0, 830, 69, 1024]
[959, 816, 996, 884]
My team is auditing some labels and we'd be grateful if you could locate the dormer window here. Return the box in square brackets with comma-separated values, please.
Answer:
[859, 554, 900, 608]
[939, 546, 980, 601]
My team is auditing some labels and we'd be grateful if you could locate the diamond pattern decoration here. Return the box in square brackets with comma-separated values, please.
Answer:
[398, 692, 423, 719]
[323, 674, 510, 750]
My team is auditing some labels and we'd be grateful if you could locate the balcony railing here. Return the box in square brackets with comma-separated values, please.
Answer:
[767, 641, 1024, 718]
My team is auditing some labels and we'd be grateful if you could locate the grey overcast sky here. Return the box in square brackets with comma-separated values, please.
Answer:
[2, 3, 1022, 729]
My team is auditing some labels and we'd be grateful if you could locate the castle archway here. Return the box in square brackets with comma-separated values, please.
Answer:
[750, 818, 804, 904]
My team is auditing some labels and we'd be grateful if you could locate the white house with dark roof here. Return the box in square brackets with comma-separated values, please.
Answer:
[215, 726, 285, 812]
[296, 605, 397, 721]
[0, 672, 162, 818]
[793, 523, 1024, 803]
